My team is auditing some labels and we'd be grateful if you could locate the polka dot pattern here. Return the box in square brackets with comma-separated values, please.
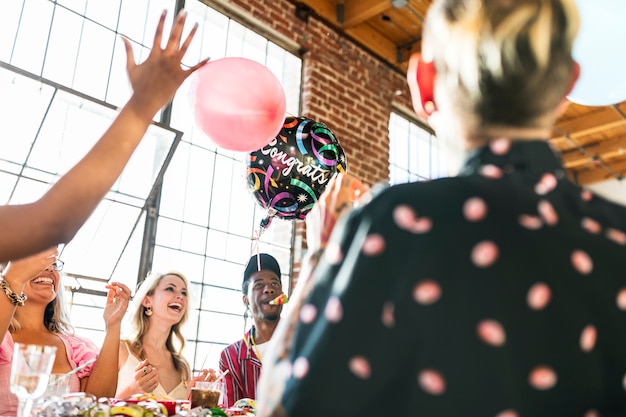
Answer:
[471, 240, 499, 268]
[418, 369, 446, 395]
[519, 214, 543, 230]
[535, 173, 558, 195]
[480, 164, 503, 179]
[348, 356, 371, 379]
[463, 197, 488, 222]
[300, 303, 317, 324]
[527, 283, 552, 310]
[413, 279, 442, 305]
[362, 234, 386, 256]
[571, 250, 593, 275]
[538, 200, 559, 226]
[495, 411, 519, 417]
[606, 228, 626, 245]
[381, 302, 396, 327]
[529, 366, 557, 390]
[477, 319, 506, 347]
[393, 205, 433, 234]
[490, 137, 511, 155]
[616, 288, 626, 310]
[581, 217, 602, 234]
[580, 325, 597, 352]
[292, 357, 309, 379]
[324, 296, 343, 323]
[279, 142, 626, 416]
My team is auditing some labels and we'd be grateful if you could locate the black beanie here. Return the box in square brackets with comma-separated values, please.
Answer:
[242, 253, 281, 293]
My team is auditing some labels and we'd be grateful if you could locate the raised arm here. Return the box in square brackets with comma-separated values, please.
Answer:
[82, 282, 131, 398]
[0, 9, 208, 263]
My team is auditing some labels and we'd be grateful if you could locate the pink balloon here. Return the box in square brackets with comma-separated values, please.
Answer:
[192, 57, 286, 152]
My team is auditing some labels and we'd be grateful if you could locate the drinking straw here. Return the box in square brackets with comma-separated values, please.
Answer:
[49, 358, 96, 385]
[209, 369, 229, 390]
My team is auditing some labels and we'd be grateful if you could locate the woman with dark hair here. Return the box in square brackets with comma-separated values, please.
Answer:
[0, 247, 130, 416]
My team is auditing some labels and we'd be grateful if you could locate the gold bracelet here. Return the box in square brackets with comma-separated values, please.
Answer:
[1, 278, 27, 306]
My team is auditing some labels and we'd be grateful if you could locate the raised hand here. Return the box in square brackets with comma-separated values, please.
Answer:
[122, 9, 209, 120]
[2, 247, 59, 290]
[103, 282, 131, 329]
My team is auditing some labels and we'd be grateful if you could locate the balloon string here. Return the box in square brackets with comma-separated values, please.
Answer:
[248, 230, 262, 273]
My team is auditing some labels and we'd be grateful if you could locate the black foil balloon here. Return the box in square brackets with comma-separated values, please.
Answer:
[246, 116, 347, 228]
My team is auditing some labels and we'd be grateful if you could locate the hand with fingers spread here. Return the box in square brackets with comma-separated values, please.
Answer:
[122, 9, 209, 121]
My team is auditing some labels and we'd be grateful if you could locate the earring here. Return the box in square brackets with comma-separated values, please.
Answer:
[145, 306, 153, 317]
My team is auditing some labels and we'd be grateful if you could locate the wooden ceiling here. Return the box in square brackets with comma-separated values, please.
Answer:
[295, 0, 626, 185]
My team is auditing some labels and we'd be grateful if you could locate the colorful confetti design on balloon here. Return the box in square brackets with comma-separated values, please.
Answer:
[246, 116, 347, 222]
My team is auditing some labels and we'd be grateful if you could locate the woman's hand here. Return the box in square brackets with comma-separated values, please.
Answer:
[122, 9, 209, 120]
[306, 173, 369, 253]
[133, 359, 159, 393]
[103, 282, 131, 329]
[190, 368, 217, 387]
[2, 246, 59, 290]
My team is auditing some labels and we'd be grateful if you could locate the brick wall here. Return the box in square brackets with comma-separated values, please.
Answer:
[204, 0, 416, 286]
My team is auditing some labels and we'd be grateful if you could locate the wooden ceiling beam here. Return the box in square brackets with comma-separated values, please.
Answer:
[561, 136, 626, 168]
[551, 108, 623, 141]
[297, 0, 401, 68]
[342, 0, 391, 28]
[574, 160, 626, 185]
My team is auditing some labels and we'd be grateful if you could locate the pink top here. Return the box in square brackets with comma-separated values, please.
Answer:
[0, 331, 98, 416]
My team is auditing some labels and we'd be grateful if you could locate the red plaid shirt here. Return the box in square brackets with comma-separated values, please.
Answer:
[219, 329, 262, 407]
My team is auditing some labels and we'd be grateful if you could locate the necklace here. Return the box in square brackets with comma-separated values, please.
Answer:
[250, 332, 262, 363]
[244, 326, 262, 363]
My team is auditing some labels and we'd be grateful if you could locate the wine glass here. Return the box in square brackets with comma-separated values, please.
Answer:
[10, 343, 57, 417]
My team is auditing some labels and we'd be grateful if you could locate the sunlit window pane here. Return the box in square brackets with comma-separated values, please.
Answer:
[389, 111, 446, 184]
[4, 0, 301, 375]
[44, 7, 82, 85]
[0, 1, 25, 62]
[10, 0, 53, 74]
[73, 20, 116, 98]
[85, 0, 122, 29]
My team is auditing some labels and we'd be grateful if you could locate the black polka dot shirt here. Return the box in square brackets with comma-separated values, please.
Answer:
[280, 140, 626, 417]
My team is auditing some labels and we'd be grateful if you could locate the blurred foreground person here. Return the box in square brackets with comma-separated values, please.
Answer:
[257, 0, 626, 416]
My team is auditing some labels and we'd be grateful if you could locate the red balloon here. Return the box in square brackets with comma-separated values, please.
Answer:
[192, 57, 286, 152]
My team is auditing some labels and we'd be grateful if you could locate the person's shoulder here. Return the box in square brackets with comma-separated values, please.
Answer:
[57, 332, 94, 347]
[361, 177, 472, 216]
[221, 338, 245, 354]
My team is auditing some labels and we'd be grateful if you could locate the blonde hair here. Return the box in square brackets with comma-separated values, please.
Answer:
[424, 0, 579, 127]
[126, 271, 191, 384]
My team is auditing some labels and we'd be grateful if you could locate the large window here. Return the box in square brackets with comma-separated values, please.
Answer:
[1, 0, 301, 372]
[388, 112, 447, 184]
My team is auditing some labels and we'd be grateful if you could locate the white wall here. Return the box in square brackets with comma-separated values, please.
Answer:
[587, 179, 626, 207]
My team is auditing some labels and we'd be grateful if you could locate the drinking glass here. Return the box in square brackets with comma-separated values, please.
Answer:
[10, 343, 57, 417]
